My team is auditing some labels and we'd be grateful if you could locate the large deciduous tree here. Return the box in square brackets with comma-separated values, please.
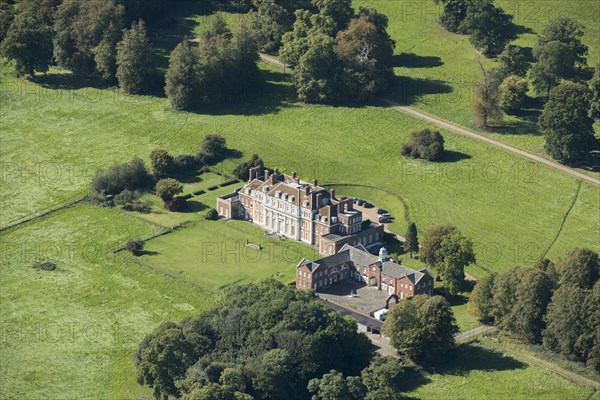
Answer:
[539, 82, 596, 165]
[384, 295, 459, 363]
[458, 0, 514, 56]
[420, 225, 458, 268]
[248, 0, 292, 54]
[307, 370, 366, 400]
[589, 62, 600, 119]
[497, 44, 530, 78]
[1, 6, 53, 78]
[532, 16, 588, 95]
[498, 75, 528, 113]
[400, 129, 446, 161]
[136, 322, 198, 400]
[437, 231, 476, 295]
[473, 66, 502, 128]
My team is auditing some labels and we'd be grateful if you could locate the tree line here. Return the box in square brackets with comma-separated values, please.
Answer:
[469, 247, 600, 372]
[1, 0, 396, 109]
[135, 279, 381, 400]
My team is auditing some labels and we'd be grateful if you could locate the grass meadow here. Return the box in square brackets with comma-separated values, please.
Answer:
[354, 0, 600, 172]
[406, 339, 598, 399]
[1, 61, 598, 278]
[0, 204, 215, 399]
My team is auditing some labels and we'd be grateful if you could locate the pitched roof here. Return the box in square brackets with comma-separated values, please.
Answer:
[298, 245, 432, 283]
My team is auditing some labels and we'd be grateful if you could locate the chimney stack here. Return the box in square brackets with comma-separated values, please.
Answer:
[313, 179, 318, 187]
[249, 167, 256, 182]
[330, 188, 336, 199]
[264, 169, 270, 181]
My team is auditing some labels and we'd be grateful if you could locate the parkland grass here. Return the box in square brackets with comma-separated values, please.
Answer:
[354, 0, 600, 174]
[0, 204, 215, 399]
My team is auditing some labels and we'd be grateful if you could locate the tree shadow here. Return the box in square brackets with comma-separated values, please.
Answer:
[387, 75, 454, 106]
[393, 53, 444, 69]
[188, 73, 293, 116]
[185, 200, 209, 213]
[438, 150, 472, 163]
[30, 72, 109, 91]
[513, 24, 535, 36]
[428, 344, 527, 375]
[577, 150, 600, 173]
[139, 250, 159, 256]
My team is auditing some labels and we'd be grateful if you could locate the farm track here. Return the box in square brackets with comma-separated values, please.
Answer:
[259, 54, 600, 188]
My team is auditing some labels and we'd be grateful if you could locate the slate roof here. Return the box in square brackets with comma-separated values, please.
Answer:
[299, 244, 432, 284]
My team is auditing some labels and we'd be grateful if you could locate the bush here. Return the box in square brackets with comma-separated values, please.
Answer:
[150, 149, 174, 179]
[233, 154, 264, 181]
[124, 200, 152, 213]
[155, 178, 183, 202]
[164, 197, 187, 212]
[126, 239, 145, 256]
[498, 75, 528, 112]
[91, 158, 152, 195]
[197, 134, 227, 165]
[400, 129, 445, 161]
[172, 154, 200, 176]
[205, 208, 219, 220]
[113, 189, 141, 207]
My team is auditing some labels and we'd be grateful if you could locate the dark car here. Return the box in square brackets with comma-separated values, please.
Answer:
[376, 208, 388, 215]
[356, 199, 365, 206]
[364, 202, 374, 208]
[379, 217, 392, 223]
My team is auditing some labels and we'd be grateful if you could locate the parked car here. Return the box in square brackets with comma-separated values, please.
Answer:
[356, 199, 365, 206]
[363, 202, 374, 208]
[376, 208, 389, 215]
[378, 216, 392, 223]
[381, 213, 393, 219]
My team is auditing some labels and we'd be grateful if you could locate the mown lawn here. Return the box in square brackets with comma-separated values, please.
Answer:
[407, 339, 598, 399]
[133, 218, 318, 290]
[354, 0, 600, 173]
[0, 204, 215, 399]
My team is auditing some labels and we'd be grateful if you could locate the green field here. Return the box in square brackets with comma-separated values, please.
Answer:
[406, 339, 598, 399]
[355, 0, 600, 171]
[2, 62, 598, 277]
[0, 205, 215, 399]
[1, 1, 599, 398]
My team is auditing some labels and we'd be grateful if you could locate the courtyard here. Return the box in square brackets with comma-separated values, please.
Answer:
[317, 279, 391, 315]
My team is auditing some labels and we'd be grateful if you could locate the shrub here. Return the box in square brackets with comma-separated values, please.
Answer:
[164, 197, 187, 212]
[233, 154, 264, 181]
[91, 158, 152, 195]
[197, 134, 227, 165]
[124, 200, 152, 213]
[150, 149, 174, 179]
[498, 75, 528, 112]
[155, 178, 183, 202]
[113, 189, 141, 207]
[172, 154, 200, 176]
[205, 208, 219, 220]
[400, 129, 445, 161]
[126, 239, 145, 256]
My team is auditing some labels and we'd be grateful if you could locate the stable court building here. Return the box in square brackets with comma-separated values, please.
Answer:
[296, 244, 434, 299]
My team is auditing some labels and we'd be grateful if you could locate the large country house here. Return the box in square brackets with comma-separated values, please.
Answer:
[217, 167, 383, 255]
[296, 244, 434, 299]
